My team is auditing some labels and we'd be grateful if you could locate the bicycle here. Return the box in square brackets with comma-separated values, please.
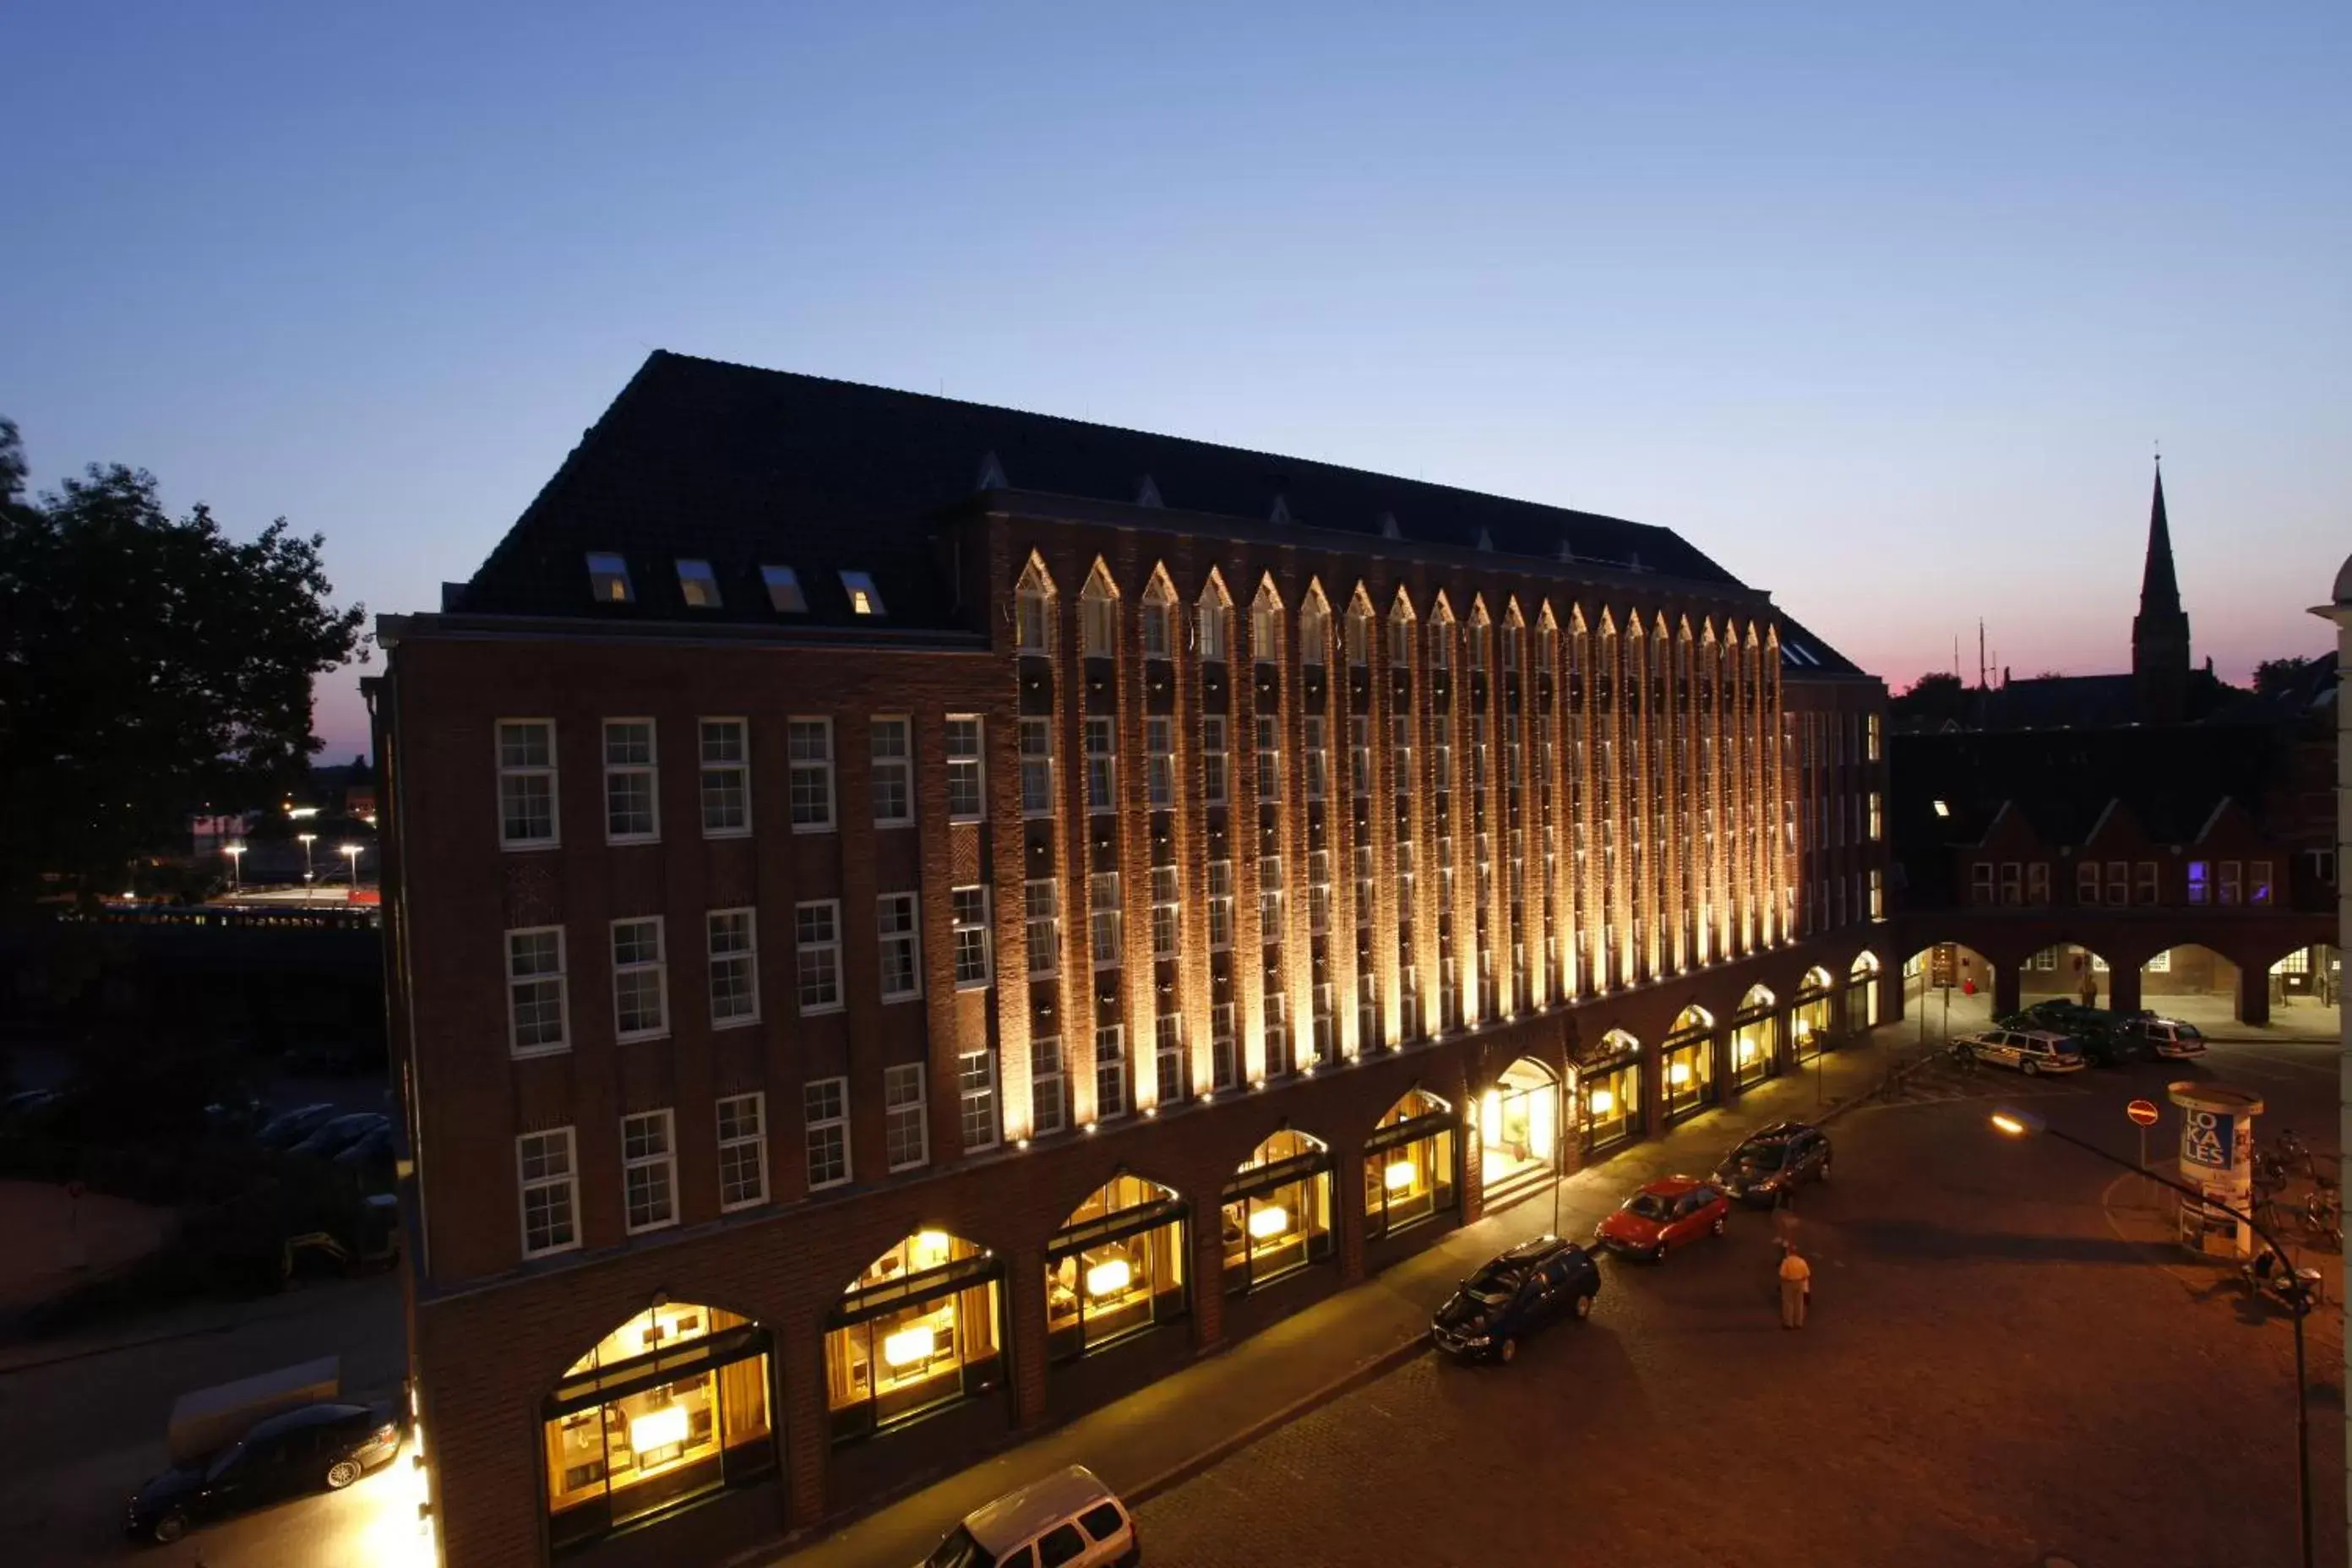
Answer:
[2302, 1187, 2342, 1249]
[1945, 1040, 1980, 1075]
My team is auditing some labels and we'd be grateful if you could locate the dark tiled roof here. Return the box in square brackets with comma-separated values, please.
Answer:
[460, 351, 1771, 630]
[1774, 612, 1867, 678]
[1977, 674, 2138, 730]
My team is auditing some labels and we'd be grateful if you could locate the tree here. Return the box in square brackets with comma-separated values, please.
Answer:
[0, 421, 365, 912]
[1890, 671, 1968, 728]
[2252, 656, 2322, 701]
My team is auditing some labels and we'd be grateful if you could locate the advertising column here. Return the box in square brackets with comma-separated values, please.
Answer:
[2167, 1081, 2265, 1260]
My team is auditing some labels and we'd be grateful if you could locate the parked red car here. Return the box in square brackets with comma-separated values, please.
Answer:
[1594, 1176, 1732, 1262]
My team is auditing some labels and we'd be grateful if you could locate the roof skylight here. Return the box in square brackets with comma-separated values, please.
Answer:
[587, 553, 633, 604]
[761, 565, 808, 613]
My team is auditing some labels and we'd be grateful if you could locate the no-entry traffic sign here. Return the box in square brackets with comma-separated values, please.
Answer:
[2126, 1099, 2160, 1127]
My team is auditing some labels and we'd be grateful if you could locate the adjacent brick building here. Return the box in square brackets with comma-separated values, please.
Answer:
[371, 351, 1889, 1566]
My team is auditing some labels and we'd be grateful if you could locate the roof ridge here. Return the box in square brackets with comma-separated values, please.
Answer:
[642, 348, 1671, 537]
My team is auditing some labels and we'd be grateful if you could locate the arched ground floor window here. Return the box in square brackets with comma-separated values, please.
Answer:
[1047, 1176, 1188, 1361]
[827, 1232, 1003, 1444]
[1478, 1059, 1559, 1201]
[1222, 1130, 1333, 1293]
[1846, 952, 1881, 1030]
[1731, 987, 1776, 1090]
[1364, 1090, 1456, 1239]
[1661, 1008, 1716, 1124]
[543, 1302, 775, 1550]
[1580, 1032, 1642, 1154]
[1792, 969, 1835, 1061]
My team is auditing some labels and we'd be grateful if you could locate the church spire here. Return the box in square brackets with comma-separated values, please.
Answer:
[2130, 458, 2191, 722]
[2137, 459, 2182, 618]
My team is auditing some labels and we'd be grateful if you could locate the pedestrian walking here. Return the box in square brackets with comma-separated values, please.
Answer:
[1778, 1240, 1811, 1329]
[2078, 972, 2098, 1010]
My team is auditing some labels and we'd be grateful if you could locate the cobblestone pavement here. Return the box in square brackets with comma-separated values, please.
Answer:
[1137, 1038, 2347, 1568]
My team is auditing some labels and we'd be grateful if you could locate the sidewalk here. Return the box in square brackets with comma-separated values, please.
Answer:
[762, 1028, 1922, 1567]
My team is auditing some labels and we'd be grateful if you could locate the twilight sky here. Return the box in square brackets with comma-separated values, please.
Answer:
[7, 3, 2345, 761]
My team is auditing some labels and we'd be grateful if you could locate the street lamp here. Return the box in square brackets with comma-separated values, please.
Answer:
[297, 833, 317, 897]
[340, 842, 363, 890]
[224, 842, 244, 894]
[1988, 1106, 2311, 1568]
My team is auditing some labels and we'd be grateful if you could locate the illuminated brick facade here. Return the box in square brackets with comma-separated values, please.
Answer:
[374, 352, 1888, 1565]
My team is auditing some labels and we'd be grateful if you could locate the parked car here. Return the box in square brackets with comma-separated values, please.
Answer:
[253, 1103, 337, 1152]
[1431, 1234, 1602, 1364]
[287, 1113, 390, 1161]
[1952, 1027, 2085, 1076]
[921, 1463, 1138, 1568]
[0, 1088, 60, 1132]
[1997, 1005, 2139, 1066]
[2113, 1015, 2208, 1059]
[127, 1402, 403, 1545]
[1712, 1122, 1833, 1205]
[1594, 1176, 1732, 1261]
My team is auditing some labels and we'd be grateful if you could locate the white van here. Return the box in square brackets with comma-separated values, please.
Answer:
[922, 1464, 1141, 1568]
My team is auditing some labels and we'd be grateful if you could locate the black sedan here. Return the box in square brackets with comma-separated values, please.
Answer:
[1712, 1121, 1832, 1206]
[1430, 1234, 1601, 1364]
[287, 1112, 391, 1161]
[128, 1402, 403, 1544]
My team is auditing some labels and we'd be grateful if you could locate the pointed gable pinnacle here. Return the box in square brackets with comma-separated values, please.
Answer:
[1475, 526, 1495, 553]
[976, 450, 1008, 491]
[1135, 475, 1163, 509]
[2139, 459, 2182, 618]
[1270, 493, 1293, 525]
[1378, 512, 1401, 540]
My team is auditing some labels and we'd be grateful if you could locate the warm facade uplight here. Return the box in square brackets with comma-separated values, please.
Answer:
[1990, 1108, 2042, 1137]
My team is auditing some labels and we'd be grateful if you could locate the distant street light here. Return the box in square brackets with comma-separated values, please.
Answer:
[341, 842, 364, 890]
[224, 842, 245, 894]
[298, 832, 318, 897]
[1989, 1105, 2311, 1568]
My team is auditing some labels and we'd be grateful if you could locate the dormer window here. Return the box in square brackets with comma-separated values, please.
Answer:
[761, 565, 808, 613]
[839, 570, 885, 617]
[676, 558, 721, 608]
[587, 553, 633, 603]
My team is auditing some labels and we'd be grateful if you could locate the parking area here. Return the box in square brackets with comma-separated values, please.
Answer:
[1135, 1035, 2345, 1568]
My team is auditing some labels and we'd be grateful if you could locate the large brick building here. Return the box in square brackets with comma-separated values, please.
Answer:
[371, 351, 1889, 1565]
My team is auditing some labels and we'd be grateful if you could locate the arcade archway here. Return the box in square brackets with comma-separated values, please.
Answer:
[2022, 943, 2114, 1009]
[1901, 944, 1995, 1039]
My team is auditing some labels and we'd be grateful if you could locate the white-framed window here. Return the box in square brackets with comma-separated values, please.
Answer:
[1388, 612, 1412, 667]
[1207, 860, 1233, 950]
[603, 719, 658, 843]
[1972, 862, 1995, 905]
[1312, 983, 1336, 1062]
[762, 564, 807, 613]
[700, 718, 751, 836]
[1868, 791, 1883, 842]
[1094, 1025, 1129, 1119]
[1016, 580, 1052, 653]
[1141, 595, 1173, 659]
[1391, 714, 1413, 792]
[1155, 1009, 1186, 1101]
[1146, 716, 1176, 809]
[1347, 606, 1371, 667]
[707, 908, 759, 1027]
[1211, 1002, 1238, 1091]
[1354, 844, 1375, 927]
[885, 1062, 928, 1170]
[1259, 854, 1284, 936]
[951, 885, 993, 988]
[1255, 715, 1282, 802]
[1870, 869, 1884, 919]
[1251, 595, 1281, 664]
[507, 926, 569, 1057]
[877, 893, 923, 1002]
[1200, 592, 1233, 661]
[1428, 622, 1451, 672]
[1032, 1037, 1068, 1135]
[788, 717, 835, 830]
[958, 1049, 999, 1152]
[676, 558, 721, 608]
[1201, 714, 1229, 805]
[498, 720, 558, 848]
[2251, 859, 2273, 905]
[1089, 871, 1122, 966]
[2220, 861, 2243, 906]
[716, 1092, 768, 1211]
[840, 570, 885, 616]
[1350, 716, 1372, 798]
[871, 716, 912, 827]
[2136, 861, 2159, 905]
[2108, 859, 2130, 906]
[2187, 860, 2210, 904]
[1299, 599, 1327, 666]
[1264, 987, 1289, 1068]
[945, 716, 986, 822]
[1152, 865, 1179, 959]
[517, 1128, 580, 1258]
[804, 1077, 850, 1189]
[621, 1109, 677, 1233]
[610, 917, 667, 1041]
[795, 901, 843, 1014]
[1308, 849, 1331, 934]
[1026, 879, 1060, 977]
[1081, 589, 1119, 658]
[1085, 717, 1117, 813]
[2077, 860, 2100, 905]
[1020, 717, 1055, 816]
[1304, 716, 1327, 801]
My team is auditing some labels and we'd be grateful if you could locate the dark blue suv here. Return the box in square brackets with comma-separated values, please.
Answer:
[1430, 1235, 1601, 1364]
